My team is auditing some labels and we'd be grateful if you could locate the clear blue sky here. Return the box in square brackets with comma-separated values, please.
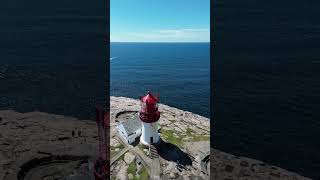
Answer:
[111, 0, 210, 42]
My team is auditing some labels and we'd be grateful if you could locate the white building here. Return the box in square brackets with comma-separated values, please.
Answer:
[116, 115, 142, 144]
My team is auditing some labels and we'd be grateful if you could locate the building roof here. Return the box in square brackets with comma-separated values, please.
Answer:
[141, 91, 159, 103]
[119, 113, 142, 136]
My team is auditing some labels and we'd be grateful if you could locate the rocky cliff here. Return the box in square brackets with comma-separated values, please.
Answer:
[0, 96, 310, 180]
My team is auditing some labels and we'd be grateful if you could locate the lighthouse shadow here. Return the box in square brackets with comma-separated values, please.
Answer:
[156, 139, 192, 166]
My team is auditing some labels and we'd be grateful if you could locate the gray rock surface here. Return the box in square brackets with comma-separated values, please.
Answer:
[116, 160, 128, 180]
[124, 152, 135, 165]
[0, 96, 311, 180]
[0, 110, 97, 180]
[211, 148, 311, 180]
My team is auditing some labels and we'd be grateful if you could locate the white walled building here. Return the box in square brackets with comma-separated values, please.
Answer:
[116, 115, 142, 144]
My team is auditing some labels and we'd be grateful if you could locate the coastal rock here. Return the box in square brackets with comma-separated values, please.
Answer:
[163, 162, 176, 173]
[116, 161, 128, 180]
[0, 97, 312, 180]
[211, 148, 310, 180]
[169, 171, 178, 179]
[124, 152, 135, 165]
[110, 138, 119, 146]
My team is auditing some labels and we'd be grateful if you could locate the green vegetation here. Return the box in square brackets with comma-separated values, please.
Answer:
[160, 129, 184, 147]
[138, 167, 149, 180]
[127, 161, 137, 175]
[186, 127, 210, 141]
[111, 143, 124, 157]
[133, 166, 149, 180]
[160, 128, 210, 147]
[186, 127, 193, 136]
[117, 143, 124, 149]
[137, 143, 144, 151]
[111, 176, 116, 180]
[192, 135, 210, 141]
[137, 143, 148, 156]
[119, 153, 125, 161]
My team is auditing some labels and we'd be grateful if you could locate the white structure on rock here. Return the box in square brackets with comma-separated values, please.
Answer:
[139, 91, 161, 145]
[116, 114, 142, 144]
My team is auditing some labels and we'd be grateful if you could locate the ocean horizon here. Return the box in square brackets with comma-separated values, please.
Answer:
[0, 3, 106, 120]
[110, 42, 210, 118]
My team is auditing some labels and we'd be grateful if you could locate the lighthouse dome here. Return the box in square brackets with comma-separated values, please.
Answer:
[142, 91, 158, 103]
[139, 91, 160, 123]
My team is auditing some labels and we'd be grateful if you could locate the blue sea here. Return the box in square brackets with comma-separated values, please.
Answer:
[110, 42, 210, 118]
[0, 0, 107, 120]
[214, 0, 320, 178]
[1, 0, 320, 179]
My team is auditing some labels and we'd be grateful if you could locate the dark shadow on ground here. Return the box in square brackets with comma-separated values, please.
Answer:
[156, 139, 192, 166]
[131, 137, 140, 146]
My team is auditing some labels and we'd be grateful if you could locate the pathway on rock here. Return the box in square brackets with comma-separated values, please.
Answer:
[111, 135, 156, 180]
[150, 158, 161, 180]
[110, 146, 129, 165]
[130, 145, 152, 175]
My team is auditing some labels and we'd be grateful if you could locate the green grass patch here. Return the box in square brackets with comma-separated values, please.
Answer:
[186, 128, 194, 136]
[137, 143, 148, 156]
[133, 166, 149, 180]
[139, 166, 149, 180]
[192, 135, 210, 142]
[160, 129, 184, 147]
[127, 161, 137, 175]
[137, 143, 145, 151]
[111, 143, 124, 150]
[160, 128, 210, 146]
[119, 153, 125, 161]
[110, 143, 124, 157]
[116, 143, 124, 149]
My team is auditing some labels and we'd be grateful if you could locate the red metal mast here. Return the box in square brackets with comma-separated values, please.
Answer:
[94, 105, 109, 179]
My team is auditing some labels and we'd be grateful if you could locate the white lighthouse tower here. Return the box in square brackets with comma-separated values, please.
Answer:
[139, 91, 160, 146]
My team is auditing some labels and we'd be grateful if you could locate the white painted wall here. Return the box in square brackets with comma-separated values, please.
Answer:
[117, 123, 143, 144]
[117, 124, 129, 143]
[135, 128, 142, 139]
[127, 134, 135, 144]
[140, 122, 160, 145]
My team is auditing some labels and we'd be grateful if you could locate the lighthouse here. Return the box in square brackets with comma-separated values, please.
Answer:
[139, 91, 160, 146]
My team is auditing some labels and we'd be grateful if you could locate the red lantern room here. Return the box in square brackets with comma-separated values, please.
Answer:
[139, 91, 160, 123]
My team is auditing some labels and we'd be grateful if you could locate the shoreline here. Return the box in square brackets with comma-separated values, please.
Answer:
[110, 96, 210, 179]
[0, 97, 310, 179]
